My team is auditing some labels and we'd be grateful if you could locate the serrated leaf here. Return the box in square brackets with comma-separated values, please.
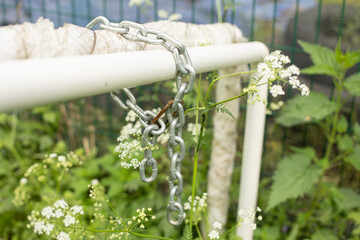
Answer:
[276, 92, 337, 127]
[344, 145, 360, 170]
[298, 40, 338, 77]
[338, 188, 360, 210]
[301, 65, 338, 77]
[289, 146, 316, 159]
[344, 72, 360, 97]
[343, 50, 360, 69]
[180, 225, 193, 240]
[216, 105, 235, 119]
[336, 115, 348, 133]
[337, 135, 354, 151]
[267, 154, 322, 210]
[311, 229, 337, 240]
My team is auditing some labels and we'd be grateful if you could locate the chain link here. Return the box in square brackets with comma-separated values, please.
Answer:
[86, 16, 195, 226]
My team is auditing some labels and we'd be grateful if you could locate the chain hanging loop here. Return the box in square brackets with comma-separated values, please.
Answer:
[86, 16, 195, 226]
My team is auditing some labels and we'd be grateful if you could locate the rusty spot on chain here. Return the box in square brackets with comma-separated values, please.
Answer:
[151, 99, 184, 126]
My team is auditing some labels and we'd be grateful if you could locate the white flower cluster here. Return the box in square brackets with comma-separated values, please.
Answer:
[128, 0, 152, 7]
[183, 193, 208, 224]
[208, 221, 222, 239]
[28, 199, 84, 239]
[238, 206, 262, 230]
[127, 207, 156, 229]
[157, 9, 182, 21]
[120, 158, 140, 169]
[257, 50, 309, 98]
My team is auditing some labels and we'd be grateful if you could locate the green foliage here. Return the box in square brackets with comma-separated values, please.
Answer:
[267, 153, 323, 210]
[180, 225, 193, 240]
[298, 40, 338, 77]
[310, 229, 338, 240]
[344, 72, 360, 97]
[344, 145, 360, 170]
[276, 92, 336, 127]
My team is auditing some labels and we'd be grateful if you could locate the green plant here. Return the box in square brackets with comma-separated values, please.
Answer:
[265, 40, 360, 239]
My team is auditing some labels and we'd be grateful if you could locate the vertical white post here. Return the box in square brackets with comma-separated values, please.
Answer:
[236, 72, 268, 240]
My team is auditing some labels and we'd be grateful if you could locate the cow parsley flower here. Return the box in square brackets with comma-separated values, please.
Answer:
[208, 230, 220, 239]
[54, 209, 64, 218]
[212, 221, 222, 230]
[257, 50, 309, 98]
[57, 231, 70, 240]
[41, 206, 54, 219]
[70, 205, 84, 215]
[54, 200, 68, 209]
[20, 177, 28, 185]
[269, 85, 285, 97]
[64, 215, 76, 227]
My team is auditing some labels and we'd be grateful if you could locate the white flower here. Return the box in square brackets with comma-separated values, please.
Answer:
[212, 221, 222, 230]
[49, 153, 57, 158]
[58, 155, 66, 162]
[91, 179, 99, 186]
[44, 223, 54, 235]
[279, 69, 291, 78]
[140, 224, 145, 229]
[287, 65, 300, 75]
[158, 9, 168, 19]
[258, 215, 263, 221]
[269, 85, 285, 97]
[54, 200, 68, 209]
[299, 84, 310, 96]
[41, 206, 54, 219]
[238, 209, 244, 216]
[288, 76, 300, 88]
[257, 62, 269, 72]
[125, 110, 138, 123]
[70, 205, 84, 215]
[279, 55, 290, 64]
[251, 223, 257, 230]
[168, 13, 182, 21]
[54, 209, 64, 218]
[256, 207, 262, 212]
[34, 222, 54, 235]
[57, 231, 70, 240]
[130, 159, 140, 169]
[20, 177, 28, 185]
[128, 0, 152, 7]
[184, 202, 191, 210]
[208, 230, 220, 239]
[34, 221, 46, 234]
[63, 214, 76, 227]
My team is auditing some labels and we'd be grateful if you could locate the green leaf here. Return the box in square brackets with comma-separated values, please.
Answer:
[298, 40, 338, 77]
[344, 72, 360, 97]
[344, 145, 360, 170]
[336, 115, 348, 133]
[180, 225, 193, 240]
[267, 153, 323, 210]
[338, 188, 360, 210]
[216, 104, 235, 119]
[311, 229, 337, 240]
[354, 123, 360, 141]
[276, 92, 337, 127]
[301, 65, 338, 77]
[348, 211, 360, 235]
[343, 50, 360, 69]
[337, 135, 354, 151]
[289, 146, 316, 159]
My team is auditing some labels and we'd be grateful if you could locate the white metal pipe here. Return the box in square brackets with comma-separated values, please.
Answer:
[236, 71, 269, 240]
[0, 42, 268, 112]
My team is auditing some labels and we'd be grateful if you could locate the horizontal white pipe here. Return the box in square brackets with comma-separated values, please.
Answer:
[0, 42, 268, 112]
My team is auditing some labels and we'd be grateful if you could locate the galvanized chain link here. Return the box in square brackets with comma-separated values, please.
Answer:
[86, 17, 195, 225]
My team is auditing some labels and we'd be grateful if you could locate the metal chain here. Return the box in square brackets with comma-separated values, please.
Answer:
[86, 17, 195, 226]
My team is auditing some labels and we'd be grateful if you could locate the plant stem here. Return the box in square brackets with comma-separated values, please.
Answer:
[215, 0, 222, 23]
[100, 191, 128, 230]
[324, 77, 343, 161]
[130, 232, 175, 240]
[190, 152, 199, 231]
[195, 224, 204, 240]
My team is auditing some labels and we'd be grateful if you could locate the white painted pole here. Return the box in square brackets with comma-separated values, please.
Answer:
[0, 42, 268, 112]
[236, 71, 269, 239]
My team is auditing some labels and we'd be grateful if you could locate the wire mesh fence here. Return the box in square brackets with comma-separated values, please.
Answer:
[0, 0, 358, 168]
